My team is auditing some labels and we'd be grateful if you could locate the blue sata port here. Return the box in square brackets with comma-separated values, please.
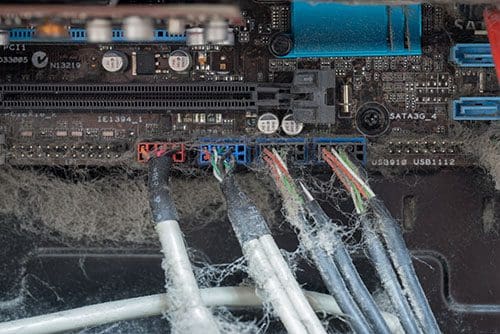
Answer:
[285, 2, 422, 57]
[450, 44, 494, 67]
[452, 97, 500, 121]
[9, 28, 186, 42]
[198, 139, 249, 166]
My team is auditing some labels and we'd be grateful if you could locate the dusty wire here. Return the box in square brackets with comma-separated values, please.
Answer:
[263, 149, 391, 334]
[212, 149, 327, 334]
[323, 147, 440, 334]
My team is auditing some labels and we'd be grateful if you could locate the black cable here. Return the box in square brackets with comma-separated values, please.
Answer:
[220, 174, 271, 244]
[147, 153, 178, 224]
[369, 198, 440, 334]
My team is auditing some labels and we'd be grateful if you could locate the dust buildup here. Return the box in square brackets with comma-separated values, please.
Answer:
[453, 124, 500, 191]
[0, 167, 285, 245]
[0, 167, 155, 244]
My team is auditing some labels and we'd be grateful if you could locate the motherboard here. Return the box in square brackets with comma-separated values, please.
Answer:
[0, 2, 499, 333]
[0, 2, 497, 175]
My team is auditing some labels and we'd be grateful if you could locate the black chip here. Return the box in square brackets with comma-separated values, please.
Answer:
[136, 52, 156, 75]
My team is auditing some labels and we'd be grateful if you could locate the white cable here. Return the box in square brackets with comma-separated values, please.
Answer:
[156, 220, 219, 334]
[0, 286, 403, 334]
[258, 234, 327, 334]
[242, 238, 309, 334]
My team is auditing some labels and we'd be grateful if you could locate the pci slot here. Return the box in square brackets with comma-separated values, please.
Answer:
[9, 28, 186, 43]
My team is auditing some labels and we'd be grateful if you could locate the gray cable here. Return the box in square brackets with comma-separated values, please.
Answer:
[303, 197, 392, 334]
[370, 198, 441, 334]
[307, 227, 374, 333]
[361, 216, 423, 334]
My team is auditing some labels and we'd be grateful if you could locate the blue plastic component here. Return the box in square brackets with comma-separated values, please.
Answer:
[255, 138, 308, 163]
[70, 28, 87, 42]
[312, 137, 367, 165]
[198, 139, 249, 166]
[9, 28, 186, 42]
[285, 2, 421, 58]
[452, 97, 500, 121]
[450, 44, 494, 67]
[9, 28, 34, 41]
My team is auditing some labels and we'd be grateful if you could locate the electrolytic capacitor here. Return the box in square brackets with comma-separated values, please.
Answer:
[102, 50, 128, 72]
[0, 30, 9, 46]
[257, 113, 280, 134]
[186, 27, 205, 47]
[123, 16, 154, 41]
[168, 50, 191, 72]
[87, 18, 112, 43]
[281, 114, 304, 136]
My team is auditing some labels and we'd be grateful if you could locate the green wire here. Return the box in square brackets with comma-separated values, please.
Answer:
[338, 149, 359, 174]
[336, 149, 374, 199]
[281, 175, 304, 205]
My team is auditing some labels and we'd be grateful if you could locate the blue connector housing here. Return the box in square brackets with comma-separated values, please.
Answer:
[452, 97, 500, 121]
[9, 28, 186, 43]
[198, 139, 250, 166]
[285, 2, 422, 57]
[312, 137, 367, 165]
[450, 44, 494, 67]
[9, 28, 34, 41]
[255, 138, 308, 163]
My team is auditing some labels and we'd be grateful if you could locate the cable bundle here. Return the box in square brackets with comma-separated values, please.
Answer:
[263, 148, 394, 334]
[212, 148, 327, 334]
[321, 148, 441, 334]
[148, 152, 220, 334]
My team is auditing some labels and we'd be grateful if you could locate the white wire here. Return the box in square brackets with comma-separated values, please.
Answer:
[329, 148, 375, 198]
[258, 235, 327, 334]
[211, 148, 223, 183]
[0, 286, 403, 334]
[155, 220, 220, 333]
[243, 238, 309, 334]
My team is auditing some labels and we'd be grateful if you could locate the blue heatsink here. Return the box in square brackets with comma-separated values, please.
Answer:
[9, 28, 186, 43]
[285, 2, 422, 58]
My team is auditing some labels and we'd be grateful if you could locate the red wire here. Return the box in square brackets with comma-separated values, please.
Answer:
[322, 148, 368, 199]
[263, 148, 291, 177]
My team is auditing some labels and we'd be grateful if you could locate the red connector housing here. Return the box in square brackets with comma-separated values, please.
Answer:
[137, 142, 186, 163]
[485, 8, 500, 81]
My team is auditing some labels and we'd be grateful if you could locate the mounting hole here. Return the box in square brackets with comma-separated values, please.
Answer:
[269, 33, 293, 57]
[356, 102, 390, 137]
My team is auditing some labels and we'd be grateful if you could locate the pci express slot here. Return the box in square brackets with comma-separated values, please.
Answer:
[0, 84, 287, 111]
